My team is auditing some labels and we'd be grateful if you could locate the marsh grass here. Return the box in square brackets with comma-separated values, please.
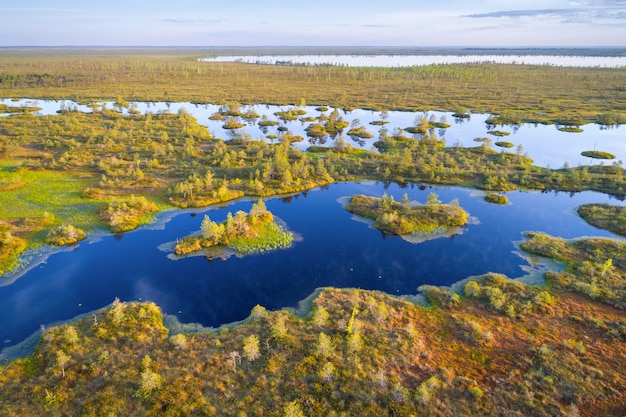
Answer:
[0, 163, 101, 230]
[0, 49, 624, 124]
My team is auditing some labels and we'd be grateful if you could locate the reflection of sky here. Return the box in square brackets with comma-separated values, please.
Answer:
[2, 98, 624, 168]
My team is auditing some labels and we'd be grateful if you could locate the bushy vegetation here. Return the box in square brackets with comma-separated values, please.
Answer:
[521, 232, 626, 308]
[0, 268, 624, 416]
[558, 126, 584, 133]
[99, 196, 158, 233]
[494, 141, 514, 148]
[44, 224, 86, 246]
[0, 222, 27, 275]
[581, 150, 616, 160]
[577, 203, 626, 236]
[174, 200, 293, 256]
[463, 273, 556, 318]
[345, 193, 469, 237]
[484, 193, 509, 205]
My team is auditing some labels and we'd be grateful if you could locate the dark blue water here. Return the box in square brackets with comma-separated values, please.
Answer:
[1, 182, 624, 346]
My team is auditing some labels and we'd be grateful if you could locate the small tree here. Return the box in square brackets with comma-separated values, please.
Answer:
[283, 401, 305, 417]
[243, 335, 260, 362]
[316, 332, 333, 358]
[312, 306, 329, 328]
[56, 350, 70, 378]
[426, 192, 441, 205]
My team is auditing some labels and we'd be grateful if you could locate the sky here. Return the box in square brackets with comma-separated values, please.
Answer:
[0, 0, 624, 47]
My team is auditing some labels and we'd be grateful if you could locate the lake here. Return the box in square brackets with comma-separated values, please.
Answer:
[199, 55, 626, 68]
[1, 98, 624, 168]
[1, 181, 625, 350]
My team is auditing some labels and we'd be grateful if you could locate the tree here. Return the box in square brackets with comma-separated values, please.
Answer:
[316, 332, 333, 358]
[283, 401, 305, 417]
[56, 350, 70, 378]
[312, 306, 329, 328]
[201, 215, 224, 244]
[426, 192, 441, 205]
[243, 335, 260, 362]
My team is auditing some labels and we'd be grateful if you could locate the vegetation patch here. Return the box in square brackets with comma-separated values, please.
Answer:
[222, 117, 245, 130]
[44, 224, 86, 246]
[347, 126, 374, 139]
[99, 196, 158, 233]
[558, 126, 584, 133]
[494, 141, 514, 148]
[581, 150, 616, 160]
[487, 130, 511, 137]
[174, 200, 294, 257]
[0, 222, 27, 276]
[464, 273, 556, 318]
[520, 232, 626, 308]
[577, 203, 626, 236]
[484, 193, 509, 205]
[344, 193, 469, 240]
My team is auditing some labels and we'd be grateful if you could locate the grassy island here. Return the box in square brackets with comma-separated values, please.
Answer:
[577, 203, 626, 236]
[484, 193, 510, 205]
[174, 200, 293, 256]
[581, 150, 616, 160]
[345, 193, 469, 239]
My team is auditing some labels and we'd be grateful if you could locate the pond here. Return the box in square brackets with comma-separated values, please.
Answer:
[198, 55, 626, 68]
[1, 181, 625, 350]
[1, 98, 624, 168]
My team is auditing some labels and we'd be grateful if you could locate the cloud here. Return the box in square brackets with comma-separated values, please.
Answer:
[0, 7, 83, 13]
[465, 9, 572, 18]
[162, 18, 226, 25]
[464, 6, 626, 22]
[568, 0, 626, 6]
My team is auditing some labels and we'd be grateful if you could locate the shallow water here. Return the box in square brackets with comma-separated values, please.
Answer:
[1, 182, 624, 347]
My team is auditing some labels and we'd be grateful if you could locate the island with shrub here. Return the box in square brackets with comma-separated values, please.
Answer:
[344, 193, 469, 242]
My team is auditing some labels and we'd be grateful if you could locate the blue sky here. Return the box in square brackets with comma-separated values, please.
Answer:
[1, 0, 624, 46]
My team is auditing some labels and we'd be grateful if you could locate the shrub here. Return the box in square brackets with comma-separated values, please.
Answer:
[45, 224, 86, 246]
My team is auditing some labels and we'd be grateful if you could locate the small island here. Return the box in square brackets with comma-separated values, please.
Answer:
[484, 193, 510, 205]
[581, 150, 616, 160]
[174, 200, 294, 257]
[344, 193, 470, 242]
